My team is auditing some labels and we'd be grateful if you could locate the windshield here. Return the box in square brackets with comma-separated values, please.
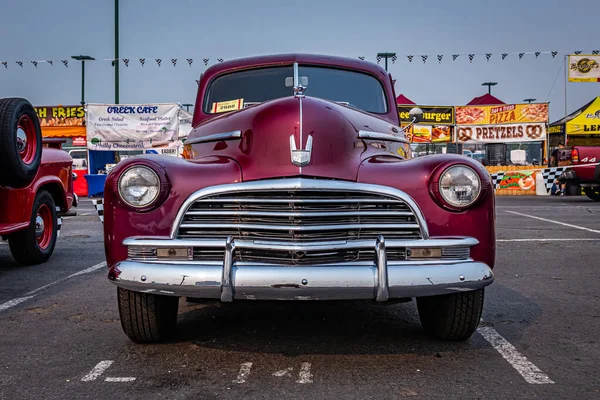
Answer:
[204, 65, 388, 114]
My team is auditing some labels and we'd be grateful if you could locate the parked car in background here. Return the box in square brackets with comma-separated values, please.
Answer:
[101, 54, 496, 344]
[0, 98, 76, 264]
[551, 145, 600, 200]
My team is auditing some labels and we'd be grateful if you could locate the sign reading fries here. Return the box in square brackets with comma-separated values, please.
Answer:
[34, 105, 85, 127]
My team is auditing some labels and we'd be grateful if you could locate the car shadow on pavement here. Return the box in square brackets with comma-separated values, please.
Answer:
[171, 299, 490, 356]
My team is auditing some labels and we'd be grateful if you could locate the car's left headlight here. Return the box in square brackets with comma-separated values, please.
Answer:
[118, 165, 161, 208]
[438, 165, 481, 208]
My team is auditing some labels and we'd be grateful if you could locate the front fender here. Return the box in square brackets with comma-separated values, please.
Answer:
[103, 155, 242, 267]
[357, 154, 496, 269]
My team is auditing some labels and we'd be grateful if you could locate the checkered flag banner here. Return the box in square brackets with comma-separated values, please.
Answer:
[61, 60, 68, 67]
[171, 58, 177, 67]
[486, 53, 492, 61]
[358, 56, 365, 60]
[452, 54, 459, 61]
[468, 54, 475, 63]
[47, 60, 53, 66]
[92, 199, 104, 224]
[155, 58, 162, 67]
[421, 55, 428, 63]
[437, 55, 443, 63]
[502, 53, 508, 60]
[31, 61, 38, 68]
[217, 58, 224, 63]
[16, 61, 23, 67]
[407, 55, 414, 63]
[203, 58, 209, 65]
[489, 172, 506, 189]
[187, 58, 193, 66]
[139, 58, 145, 67]
[541, 167, 567, 192]
[123, 58, 129, 67]
[56, 206, 62, 237]
[2, 61, 7, 69]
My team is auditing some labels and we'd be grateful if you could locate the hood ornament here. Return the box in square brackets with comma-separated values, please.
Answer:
[289, 135, 313, 167]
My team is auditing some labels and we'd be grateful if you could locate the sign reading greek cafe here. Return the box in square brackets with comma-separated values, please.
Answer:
[86, 103, 180, 150]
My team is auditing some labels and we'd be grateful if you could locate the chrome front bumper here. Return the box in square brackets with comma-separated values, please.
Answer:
[109, 237, 494, 301]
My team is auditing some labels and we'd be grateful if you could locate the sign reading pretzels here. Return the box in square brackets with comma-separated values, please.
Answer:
[457, 123, 547, 143]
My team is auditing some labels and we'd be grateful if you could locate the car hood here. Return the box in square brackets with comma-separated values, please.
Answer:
[185, 96, 405, 182]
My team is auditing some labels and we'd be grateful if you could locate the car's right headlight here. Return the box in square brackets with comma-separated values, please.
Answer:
[438, 165, 482, 208]
[118, 165, 161, 208]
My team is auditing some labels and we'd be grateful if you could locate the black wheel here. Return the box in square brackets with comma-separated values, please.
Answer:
[416, 289, 484, 341]
[584, 187, 600, 201]
[117, 288, 179, 343]
[0, 98, 43, 188]
[8, 190, 58, 265]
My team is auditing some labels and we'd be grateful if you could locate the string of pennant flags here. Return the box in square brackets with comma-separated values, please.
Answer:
[1, 50, 599, 69]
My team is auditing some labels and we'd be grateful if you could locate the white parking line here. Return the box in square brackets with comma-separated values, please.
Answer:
[0, 296, 35, 312]
[0, 262, 106, 313]
[105, 377, 136, 382]
[504, 210, 600, 234]
[233, 362, 253, 383]
[296, 363, 313, 384]
[82, 361, 114, 382]
[478, 327, 554, 384]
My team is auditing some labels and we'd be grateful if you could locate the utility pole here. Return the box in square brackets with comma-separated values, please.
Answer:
[523, 98, 537, 103]
[481, 82, 497, 95]
[114, 0, 119, 104]
[71, 55, 95, 105]
[182, 103, 193, 112]
[377, 52, 396, 72]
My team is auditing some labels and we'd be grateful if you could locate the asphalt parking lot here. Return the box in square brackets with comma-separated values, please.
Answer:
[1, 196, 599, 400]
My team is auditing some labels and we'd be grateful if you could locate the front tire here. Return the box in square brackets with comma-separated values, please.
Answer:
[417, 289, 484, 341]
[117, 288, 179, 343]
[9, 190, 58, 265]
[584, 187, 600, 201]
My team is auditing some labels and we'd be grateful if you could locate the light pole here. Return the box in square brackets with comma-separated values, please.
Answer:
[377, 52, 396, 71]
[114, 0, 119, 104]
[182, 103, 193, 112]
[481, 82, 497, 95]
[523, 98, 536, 103]
[71, 55, 95, 105]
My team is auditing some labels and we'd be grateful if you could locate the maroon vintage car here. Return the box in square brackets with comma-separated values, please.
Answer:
[0, 97, 76, 264]
[102, 54, 495, 343]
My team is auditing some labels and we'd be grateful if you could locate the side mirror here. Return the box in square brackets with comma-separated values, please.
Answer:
[408, 107, 424, 123]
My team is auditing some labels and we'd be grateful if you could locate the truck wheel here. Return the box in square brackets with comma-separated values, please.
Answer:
[0, 98, 43, 188]
[584, 187, 600, 201]
[9, 190, 58, 265]
[117, 288, 179, 343]
[416, 289, 484, 341]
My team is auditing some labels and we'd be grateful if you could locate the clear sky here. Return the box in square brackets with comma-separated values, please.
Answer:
[1, 0, 598, 122]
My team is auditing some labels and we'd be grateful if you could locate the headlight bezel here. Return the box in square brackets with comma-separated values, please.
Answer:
[113, 161, 171, 212]
[429, 163, 485, 212]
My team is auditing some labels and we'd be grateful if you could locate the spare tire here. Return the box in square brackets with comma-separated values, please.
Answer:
[0, 98, 43, 188]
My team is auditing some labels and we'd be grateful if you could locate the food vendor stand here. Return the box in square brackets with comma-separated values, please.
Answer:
[397, 105, 455, 155]
[84, 103, 182, 196]
[455, 102, 549, 196]
[34, 105, 89, 196]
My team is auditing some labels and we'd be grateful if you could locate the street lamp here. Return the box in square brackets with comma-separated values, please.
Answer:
[523, 98, 537, 103]
[481, 82, 497, 95]
[71, 55, 95, 105]
[182, 103, 194, 112]
[377, 52, 397, 71]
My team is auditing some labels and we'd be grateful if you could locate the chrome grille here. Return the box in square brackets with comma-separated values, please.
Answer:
[177, 189, 422, 242]
[441, 246, 470, 259]
[127, 247, 157, 261]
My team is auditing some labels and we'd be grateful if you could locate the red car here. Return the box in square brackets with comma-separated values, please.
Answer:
[103, 54, 496, 343]
[0, 98, 76, 264]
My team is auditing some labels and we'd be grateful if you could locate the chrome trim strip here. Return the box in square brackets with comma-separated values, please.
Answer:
[178, 222, 421, 232]
[169, 178, 430, 239]
[184, 210, 415, 217]
[375, 236, 389, 302]
[358, 130, 409, 144]
[109, 260, 494, 301]
[221, 236, 234, 302]
[190, 198, 403, 204]
[124, 237, 478, 251]
[185, 130, 242, 145]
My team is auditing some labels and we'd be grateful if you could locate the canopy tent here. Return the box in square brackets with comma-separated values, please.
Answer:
[396, 94, 415, 105]
[466, 94, 505, 105]
[549, 97, 600, 138]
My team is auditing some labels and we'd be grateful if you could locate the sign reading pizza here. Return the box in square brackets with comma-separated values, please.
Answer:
[455, 103, 548, 143]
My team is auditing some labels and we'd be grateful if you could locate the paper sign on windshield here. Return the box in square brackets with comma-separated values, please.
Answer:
[211, 99, 244, 113]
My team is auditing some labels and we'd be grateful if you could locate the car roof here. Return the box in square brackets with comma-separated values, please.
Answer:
[202, 53, 389, 79]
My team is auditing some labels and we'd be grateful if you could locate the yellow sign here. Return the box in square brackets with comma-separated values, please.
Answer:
[455, 103, 549, 125]
[568, 55, 600, 82]
[211, 99, 244, 113]
[562, 96, 600, 135]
